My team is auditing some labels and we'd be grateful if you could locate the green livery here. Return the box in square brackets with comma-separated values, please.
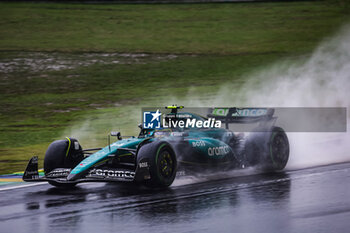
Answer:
[23, 106, 289, 188]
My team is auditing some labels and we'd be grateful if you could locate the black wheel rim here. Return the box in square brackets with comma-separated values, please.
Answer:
[158, 150, 174, 178]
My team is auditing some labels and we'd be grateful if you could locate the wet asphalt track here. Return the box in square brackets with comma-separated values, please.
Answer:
[1, 162, 350, 233]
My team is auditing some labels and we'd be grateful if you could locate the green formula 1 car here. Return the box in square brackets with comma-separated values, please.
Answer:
[23, 106, 289, 188]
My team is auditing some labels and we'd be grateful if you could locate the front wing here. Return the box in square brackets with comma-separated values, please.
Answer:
[22, 156, 151, 185]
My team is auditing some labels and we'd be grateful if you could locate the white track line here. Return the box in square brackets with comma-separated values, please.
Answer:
[0, 182, 46, 192]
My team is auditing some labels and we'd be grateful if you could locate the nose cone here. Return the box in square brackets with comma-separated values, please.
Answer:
[67, 173, 79, 181]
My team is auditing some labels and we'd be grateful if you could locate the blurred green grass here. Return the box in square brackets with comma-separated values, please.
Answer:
[0, 2, 348, 54]
[0, 1, 349, 173]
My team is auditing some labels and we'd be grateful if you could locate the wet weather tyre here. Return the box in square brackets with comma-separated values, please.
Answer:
[267, 127, 289, 170]
[245, 127, 289, 171]
[44, 138, 83, 187]
[137, 141, 177, 188]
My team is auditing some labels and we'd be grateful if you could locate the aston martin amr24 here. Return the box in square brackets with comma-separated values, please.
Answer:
[23, 106, 289, 188]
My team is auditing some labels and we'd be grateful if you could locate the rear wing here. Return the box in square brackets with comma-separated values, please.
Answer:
[208, 108, 276, 129]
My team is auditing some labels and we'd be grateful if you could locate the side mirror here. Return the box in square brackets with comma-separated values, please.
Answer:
[111, 131, 122, 140]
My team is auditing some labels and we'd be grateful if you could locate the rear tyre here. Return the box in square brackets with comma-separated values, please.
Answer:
[268, 127, 289, 170]
[44, 138, 84, 187]
[137, 141, 177, 188]
[245, 126, 289, 171]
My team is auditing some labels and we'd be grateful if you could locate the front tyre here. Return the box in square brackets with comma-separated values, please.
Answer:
[137, 141, 177, 188]
[44, 138, 84, 187]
